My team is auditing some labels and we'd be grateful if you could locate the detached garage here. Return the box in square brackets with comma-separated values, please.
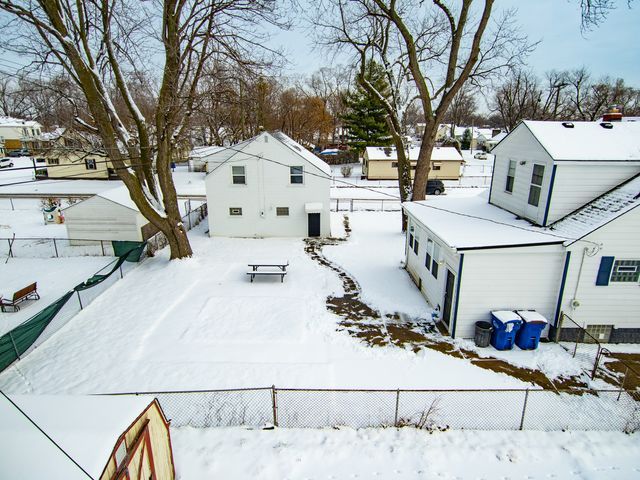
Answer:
[64, 186, 156, 242]
[0, 394, 175, 480]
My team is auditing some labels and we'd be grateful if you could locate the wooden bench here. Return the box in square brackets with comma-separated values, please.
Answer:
[246, 262, 288, 283]
[1, 282, 40, 312]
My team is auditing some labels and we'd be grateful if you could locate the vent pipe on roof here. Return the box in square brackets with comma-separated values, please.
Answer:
[561, 122, 574, 128]
[600, 122, 614, 129]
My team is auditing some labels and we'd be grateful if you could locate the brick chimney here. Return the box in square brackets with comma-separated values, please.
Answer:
[602, 106, 623, 122]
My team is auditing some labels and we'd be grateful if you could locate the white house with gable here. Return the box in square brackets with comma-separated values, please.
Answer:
[205, 131, 331, 237]
[402, 120, 640, 342]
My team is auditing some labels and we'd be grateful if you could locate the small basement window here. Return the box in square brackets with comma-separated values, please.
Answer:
[85, 158, 97, 170]
[290, 166, 304, 184]
[232, 165, 246, 184]
[276, 207, 289, 216]
[610, 260, 640, 283]
[229, 207, 242, 216]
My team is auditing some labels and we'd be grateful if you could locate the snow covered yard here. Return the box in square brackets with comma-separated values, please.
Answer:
[0, 256, 116, 336]
[171, 426, 640, 480]
[0, 215, 532, 394]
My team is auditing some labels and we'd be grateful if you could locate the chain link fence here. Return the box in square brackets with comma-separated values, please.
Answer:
[0, 237, 116, 259]
[109, 386, 640, 432]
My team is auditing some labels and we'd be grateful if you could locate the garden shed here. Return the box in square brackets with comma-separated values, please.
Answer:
[64, 186, 156, 242]
[0, 394, 175, 480]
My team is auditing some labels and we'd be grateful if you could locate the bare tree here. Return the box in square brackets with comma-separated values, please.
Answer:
[314, 1, 532, 201]
[444, 86, 478, 138]
[0, 0, 283, 259]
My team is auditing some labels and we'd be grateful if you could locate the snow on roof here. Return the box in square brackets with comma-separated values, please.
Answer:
[487, 131, 507, 143]
[403, 191, 564, 250]
[0, 394, 153, 479]
[97, 185, 139, 211]
[271, 131, 331, 176]
[189, 145, 226, 159]
[549, 174, 640, 243]
[39, 127, 67, 142]
[365, 146, 463, 162]
[520, 120, 640, 161]
[0, 116, 41, 128]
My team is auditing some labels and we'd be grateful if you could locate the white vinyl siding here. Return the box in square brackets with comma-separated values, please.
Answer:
[562, 207, 640, 329]
[64, 196, 145, 242]
[489, 124, 554, 226]
[546, 163, 640, 224]
[205, 132, 331, 237]
[454, 245, 565, 338]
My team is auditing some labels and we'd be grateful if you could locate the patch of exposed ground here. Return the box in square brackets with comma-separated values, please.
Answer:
[306, 214, 590, 393]
[597, 353, 640, 394]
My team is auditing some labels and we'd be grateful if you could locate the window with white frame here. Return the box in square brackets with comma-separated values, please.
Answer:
[610, 260, 640, 283]
[425, 238, 433, 269]
[232, 165, 246, 184]
[290, 166, 303, 184]
[505, 160, 516, 193]
[527, 164, 544, 206]
[229, 207, 242, 216]
[431, 243, 440, 278]
[276, 207, 289, 216]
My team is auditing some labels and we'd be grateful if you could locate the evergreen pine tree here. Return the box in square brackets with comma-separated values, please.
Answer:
[341, 61, 393, 152]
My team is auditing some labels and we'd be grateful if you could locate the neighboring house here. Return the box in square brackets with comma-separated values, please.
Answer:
[189, 145, 226, 172]
[0, 116, 42, 151]
[402, 120, 640, 342]
[43, 128, 116, 180]
[363, 146, 464, 181]
[64, 186, 157, 242]
[1, 394, 175, 480]
[486, 131, 507, 151]
[205, 131, 331, 237]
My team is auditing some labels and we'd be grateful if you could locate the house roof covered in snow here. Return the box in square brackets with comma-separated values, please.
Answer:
[97, 185, 140, 211]
[0, 394, 153, 479]
[365, 146, 463, 162]
[189, 145, 226, 159]
[507, 120, 640, 162]
[403, 192, 565, 251]
[549, 174, 640, 244]
[206, 131, 331, 176]
[0, 116, 42, 128]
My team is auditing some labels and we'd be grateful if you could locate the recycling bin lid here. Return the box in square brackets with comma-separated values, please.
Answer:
[491, 310, 521, 324]
[516, 310, 548, 324]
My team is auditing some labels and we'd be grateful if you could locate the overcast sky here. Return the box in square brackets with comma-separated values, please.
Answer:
[272, 0, 640, 84]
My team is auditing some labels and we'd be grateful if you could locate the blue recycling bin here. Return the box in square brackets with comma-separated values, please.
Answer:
[515, 311, 548, 350]
[490, 311, 522, 350]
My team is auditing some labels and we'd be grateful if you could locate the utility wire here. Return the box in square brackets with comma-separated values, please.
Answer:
[0, 391, 94, 479]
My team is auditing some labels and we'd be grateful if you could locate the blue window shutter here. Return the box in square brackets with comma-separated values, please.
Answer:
[595, 256, 615, 286]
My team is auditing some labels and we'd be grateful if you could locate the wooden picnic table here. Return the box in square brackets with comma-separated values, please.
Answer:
[246, 261, 289, 283]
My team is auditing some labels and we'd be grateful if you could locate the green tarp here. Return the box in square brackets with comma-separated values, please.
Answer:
[0, 243, 146, 372]
[0, 291, 74, 371]
[112, 241, 146, 262]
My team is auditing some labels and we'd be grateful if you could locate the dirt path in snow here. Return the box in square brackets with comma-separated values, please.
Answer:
[305, 214, 590, 394]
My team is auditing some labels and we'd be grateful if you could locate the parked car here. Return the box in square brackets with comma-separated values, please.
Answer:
[8, 148, 29, 157]
[0, 157, 14, 168]
[474, 152, 488, 160]
[426, 179, 445, 195]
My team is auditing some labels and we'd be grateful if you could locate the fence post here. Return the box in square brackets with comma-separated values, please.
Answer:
[119, 265, 123, 279]
[53, 238, 59, 258]
[591, 345, 602, 380]
[101, 240, 105, 256]
[618, 367, 629, 402]
[335, 198, 339, 211]
[9, 197, 14, 211]
[519, 389, 529, 430]
[76, 290, 83, 309]
[394, 389, 400, 427]
[271, 385, 279, 427]
[350, 199, 354, 212]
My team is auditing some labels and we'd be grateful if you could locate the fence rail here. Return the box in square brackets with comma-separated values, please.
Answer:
[557, 313, 640, 391]
[109, 386, 640, 432]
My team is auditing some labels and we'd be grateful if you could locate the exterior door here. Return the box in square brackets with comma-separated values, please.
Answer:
[442, 269, 455, 332]
[308, 213, 321, 237]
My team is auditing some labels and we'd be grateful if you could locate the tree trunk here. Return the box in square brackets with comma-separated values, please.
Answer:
[411, 125, 438, 202]
[385, 117, 412, 231]
[159, 216, 193, 259]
